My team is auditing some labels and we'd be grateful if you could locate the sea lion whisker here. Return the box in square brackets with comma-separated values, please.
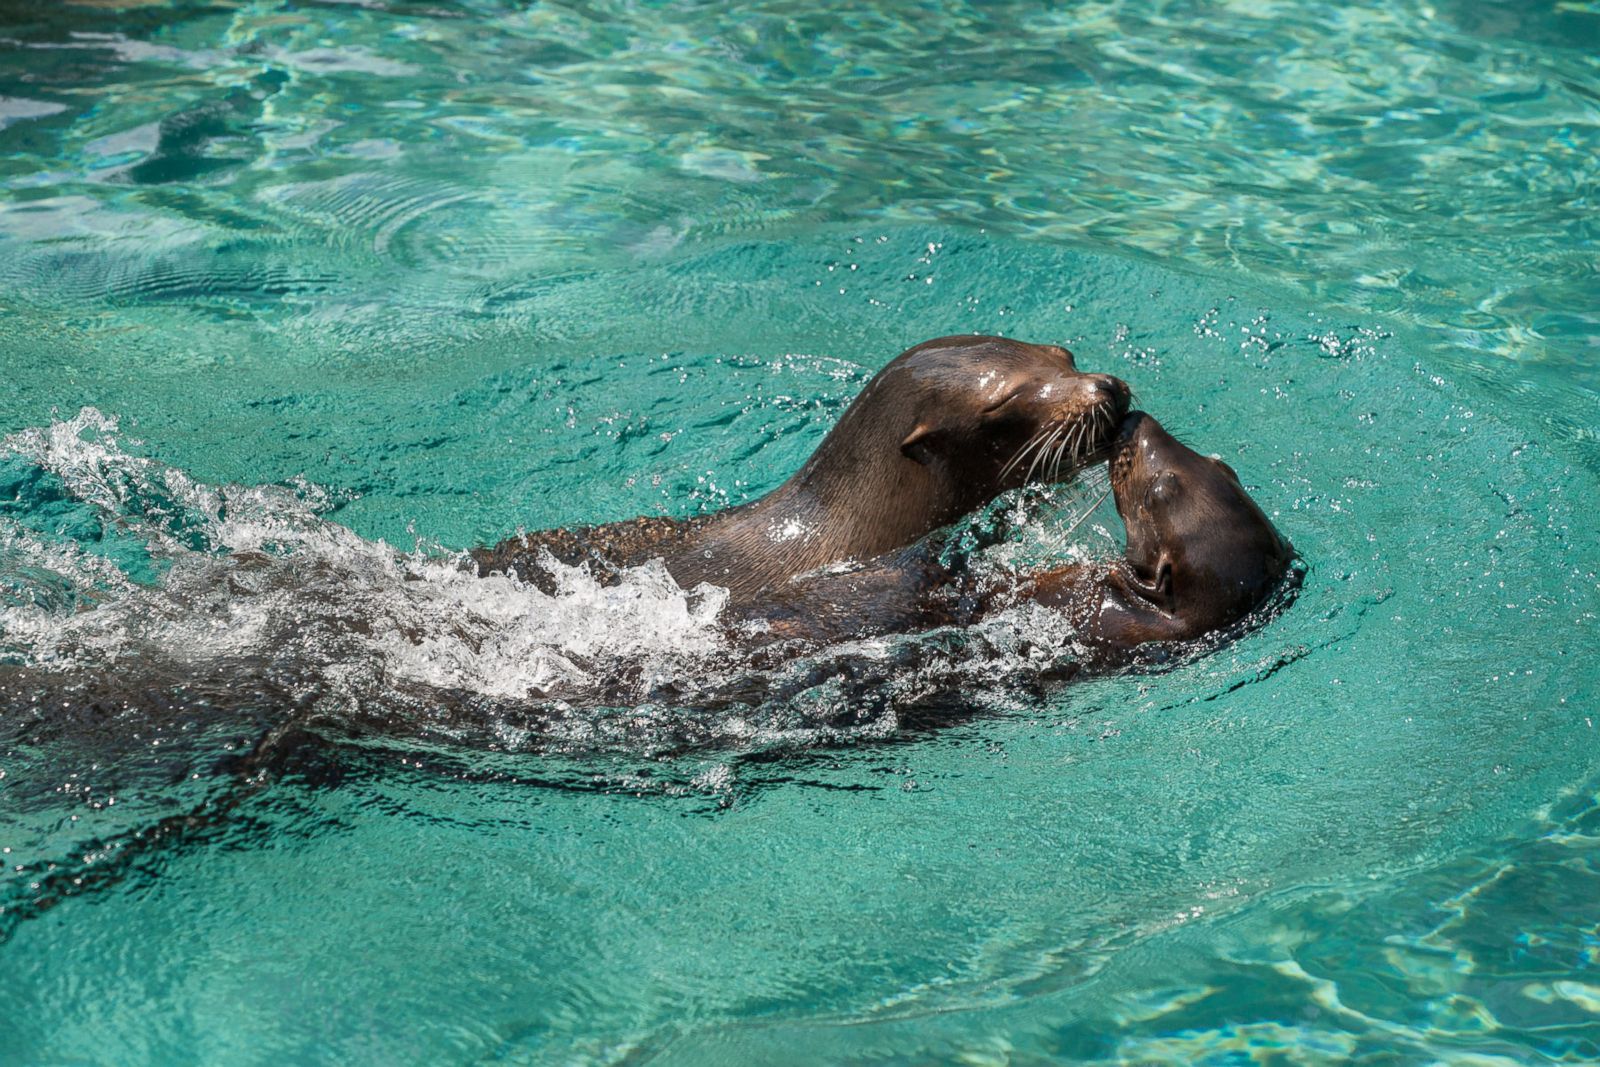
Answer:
[1051, 423, 1077, 482]
[1006, 420, 1065, 480]
[1066, 418, 1090, 475]
[1078, 463, 1111, 491]
[1028, 423, 1069, 484]
[1001, 424, 1056, 481]
[1049, 420, 1075, 477]
[1021, 438, 1046, 485]
[1043, 469, 1107, 512]
[1056, 425, 1081, 479]
[1068, 462, 1109, 498]
[1096, 398, 1119, 455]
[1023, 426, 1056, 484]
[1034, 475, 1113, 556]
[1060, 482, 1113, 540]
[1070, 417, 1090, 472]
[1001, 433, 1045, 484]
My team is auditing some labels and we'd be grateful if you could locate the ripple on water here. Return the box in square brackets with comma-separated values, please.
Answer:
[1, 0, 1592, 392]
[0, 0, 1597, 1060]
[0, 245, 1595, 1059]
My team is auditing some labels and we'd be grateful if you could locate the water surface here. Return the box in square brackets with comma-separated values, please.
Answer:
[1, 1, 1597, 1063]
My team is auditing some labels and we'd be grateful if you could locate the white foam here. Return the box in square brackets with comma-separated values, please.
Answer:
[0, 409, 732, 702]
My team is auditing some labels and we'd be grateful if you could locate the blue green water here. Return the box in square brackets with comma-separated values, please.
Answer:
[1, 1, 1598, 1062]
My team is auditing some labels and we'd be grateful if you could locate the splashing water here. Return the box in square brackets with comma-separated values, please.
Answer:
[1, 408, 742, 703]
[1, 406, 1126, 752]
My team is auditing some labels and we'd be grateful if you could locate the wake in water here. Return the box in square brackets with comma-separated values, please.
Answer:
[0, 409, 727, 695]
[0, 409, 1130, 752]
[0, 408, 1306, 938]
[0, 409, 1114, 925]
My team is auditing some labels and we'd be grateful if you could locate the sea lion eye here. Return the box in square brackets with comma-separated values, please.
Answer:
[980, 386, 1024, 416]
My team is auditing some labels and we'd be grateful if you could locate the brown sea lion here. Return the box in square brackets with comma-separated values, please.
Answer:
[734, 411, 1296, 662]
[999, 410, 1296, 662]
[472, 336, 1130, 604]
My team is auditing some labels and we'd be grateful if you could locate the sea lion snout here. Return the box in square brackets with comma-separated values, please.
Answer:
[1005, 371, 1127, 424]
[1056, 372, 1130, 418]
[1096, 375, 1131, 432]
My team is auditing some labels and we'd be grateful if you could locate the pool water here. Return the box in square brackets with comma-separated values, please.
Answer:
[1, 1, 1597, 1063]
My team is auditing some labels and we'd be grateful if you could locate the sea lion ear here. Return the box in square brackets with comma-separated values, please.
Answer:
[900, 423, 937, 464]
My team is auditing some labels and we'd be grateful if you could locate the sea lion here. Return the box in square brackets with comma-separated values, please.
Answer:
[472, 335, 1130, 604]
[997, 410, 1296, 663]
[732, 411, 1296, 661]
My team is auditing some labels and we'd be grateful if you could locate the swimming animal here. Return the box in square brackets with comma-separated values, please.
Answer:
[992, 410, 1296, 662]
[472, 335, 1130, 605]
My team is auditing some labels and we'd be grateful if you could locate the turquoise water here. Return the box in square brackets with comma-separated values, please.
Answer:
[1, 1, 1598, 1063]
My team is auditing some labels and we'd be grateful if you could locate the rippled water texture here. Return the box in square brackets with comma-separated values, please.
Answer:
[1, 1, 1597, 1064]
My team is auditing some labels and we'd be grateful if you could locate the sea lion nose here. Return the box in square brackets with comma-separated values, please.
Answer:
[1088, 373, 1131, 413]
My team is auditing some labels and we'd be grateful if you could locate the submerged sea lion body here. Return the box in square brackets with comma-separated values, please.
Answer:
[473, 336, 1130, 604]
[735, 412, 1295, 661]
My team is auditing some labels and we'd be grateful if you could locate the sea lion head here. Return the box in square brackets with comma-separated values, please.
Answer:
[892, 336, 1130, 493]
[768, 335, 1130, 568]
[1099, 411, 1294, 645]
[808, 335, 1129, 517]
